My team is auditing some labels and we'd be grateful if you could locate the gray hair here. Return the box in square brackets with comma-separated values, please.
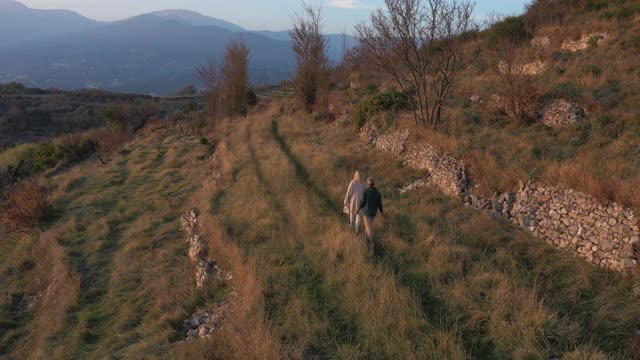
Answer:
[367, 177, 375, 186]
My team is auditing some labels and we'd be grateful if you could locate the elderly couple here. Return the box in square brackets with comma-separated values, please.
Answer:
[344, 170, 385, 255]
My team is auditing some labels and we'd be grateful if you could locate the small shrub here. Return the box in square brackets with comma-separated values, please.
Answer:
[95, 128, 130, 155]
[353, 90, 410, 128]
[624, 35, 640, 51]
[182, 101, 198, 114]
[593, 80, 623, 110]
[554, 66, 566, 75]
[581, 64, 602, 77]
[246, 89, 258, 107]
[550, 82, 584, 102]
[102, 101, 160, 133]
[592, 115, 624, 139]
[587, 34, 604, 48]
[489, 16, 531, 47]
[365, 84, 378, 94]
[0, 181, 52, 233]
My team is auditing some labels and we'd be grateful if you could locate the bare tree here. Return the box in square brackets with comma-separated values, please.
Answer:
[221, 39, 250, 117]
[356, 0, 478, 128]
[197, 59, 221, 126]
[488, 15, 539, 124]
[290, 2, 329, 114]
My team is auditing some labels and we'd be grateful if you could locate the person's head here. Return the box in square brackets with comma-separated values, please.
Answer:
[354, 170, 364, 183]
[367, 177, 375, 187]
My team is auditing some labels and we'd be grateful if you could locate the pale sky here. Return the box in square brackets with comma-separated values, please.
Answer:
[18, 0, 530, 33]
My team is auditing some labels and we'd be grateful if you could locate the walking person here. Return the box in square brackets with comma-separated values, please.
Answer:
[356, 177, 384, 256]
[344, 170, 367, 234]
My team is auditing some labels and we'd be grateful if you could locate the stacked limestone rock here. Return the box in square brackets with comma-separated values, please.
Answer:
[180, 209, 236, 341]
[181, 209, 221, 287]
[371, 127, 409, 157]
[360, 125, 640, 272]
[398, 178, 430, 194]
[404, 143, 473, 196]
[183, 294, 237, 341]
[361, 124, 472, 196]
[542, 99, 587, 128]
[464, 183, 640, 271]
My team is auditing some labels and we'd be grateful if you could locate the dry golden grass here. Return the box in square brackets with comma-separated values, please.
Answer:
[273, 107, 640, 359]
[3, 82, 640, 358]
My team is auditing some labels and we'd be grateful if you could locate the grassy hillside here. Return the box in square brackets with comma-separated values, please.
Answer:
[1, 102, 640, 358]
[0, 126, 230, 358]
[340, 1, 640, 214]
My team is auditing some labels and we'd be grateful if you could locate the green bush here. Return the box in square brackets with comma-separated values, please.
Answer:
[592, 115, 624, 139]
[550, 82, 584, 102]
[246, 89, 258, 107]
[0, 135, 98, 175]
[354, 90, 410, 128]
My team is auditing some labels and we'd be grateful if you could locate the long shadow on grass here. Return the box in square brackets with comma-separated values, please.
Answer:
[269, 119, 459, 339]
[271, 119, 341, 215]
[220, 122, 362, 356]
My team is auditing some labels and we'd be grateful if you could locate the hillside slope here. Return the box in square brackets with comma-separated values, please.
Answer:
[3, 103, 639, 358]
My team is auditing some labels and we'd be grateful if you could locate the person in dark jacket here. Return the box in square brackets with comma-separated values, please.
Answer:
[356, 177, 384, 255]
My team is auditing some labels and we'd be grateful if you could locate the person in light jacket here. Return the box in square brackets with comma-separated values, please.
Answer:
[344, 170, 367, 234]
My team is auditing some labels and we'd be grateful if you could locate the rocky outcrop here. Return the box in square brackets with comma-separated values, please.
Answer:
[464, 183, 640, 272]
[531, 36, 550, 48]
[499, 60, 547, 76]
[359, 124, 640, 273]
[542, 99, 587, 128]
[361, 124, 472, 196]
[561, 33, 609, 52]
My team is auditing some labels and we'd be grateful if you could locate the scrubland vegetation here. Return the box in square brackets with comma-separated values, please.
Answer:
[1, 0, 640, 359]
[343, 0, 640, 213]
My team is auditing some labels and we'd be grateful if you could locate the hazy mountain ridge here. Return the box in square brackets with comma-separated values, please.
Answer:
[0, 0, 101, 48]
[147, 9, 247, 32]
[0, 1, 357, 94]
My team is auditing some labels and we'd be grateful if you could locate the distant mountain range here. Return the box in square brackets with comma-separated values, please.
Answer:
[0, 0, 358, 94]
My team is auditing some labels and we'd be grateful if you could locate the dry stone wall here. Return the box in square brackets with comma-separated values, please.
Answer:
[181, 209, 230, 287]
[361, 124, 472, 196]
[464, 184, 639, 272]
[180, 208, 235, 340]
[360, 125, 640, 272]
